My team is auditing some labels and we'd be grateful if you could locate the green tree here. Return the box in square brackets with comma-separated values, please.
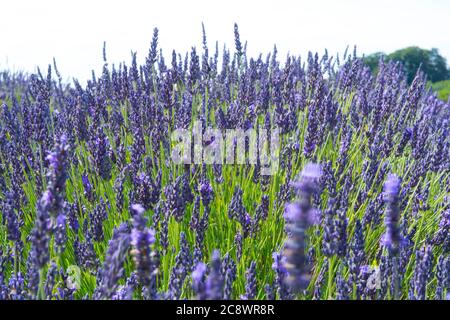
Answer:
[362, 52, 386, 73]
[431, 79, 450, 101]
[388, 47, 449, 83]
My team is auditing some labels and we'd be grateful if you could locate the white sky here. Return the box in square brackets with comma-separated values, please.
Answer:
[1, 0, 449, 82]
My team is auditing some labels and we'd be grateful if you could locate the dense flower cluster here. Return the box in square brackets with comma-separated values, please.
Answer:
[0, 25, 448, 300]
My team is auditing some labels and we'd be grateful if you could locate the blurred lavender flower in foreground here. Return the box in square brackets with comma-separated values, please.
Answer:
[283, 163, 321, 293]
[241, 261, 257, 300]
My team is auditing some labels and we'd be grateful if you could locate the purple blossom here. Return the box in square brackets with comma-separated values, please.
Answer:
[30, 195, 51, 270]
[283, 163, 321, 293]
[349, 219, 366, 282]
[130, 204, 157, 294]
[199, 179, 214, 209]
[89, 198, 108, 242]
[192, 262, 207, 299]
[54, 213, 67, 255]
[205, 250, 224, 300]
[94, 223, 130, 299]
[382, 174, 402, 255]
[410, 245, 433, 300]
[241, 261, 257, 300]
[2, 191, 21, 242]
[81, 175, 94, 202]
[45, 134, 69, 219]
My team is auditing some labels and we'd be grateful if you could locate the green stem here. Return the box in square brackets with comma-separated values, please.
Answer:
[13, 244, 19, 276]
[37, 269, 46, 300]
[392, 256, 400, 300]
[327, 257, 335, 299]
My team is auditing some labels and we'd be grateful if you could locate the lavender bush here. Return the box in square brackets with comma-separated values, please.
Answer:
[0, 25, 448, 300]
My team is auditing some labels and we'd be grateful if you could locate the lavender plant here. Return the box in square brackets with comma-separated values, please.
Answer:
[0, 24, 448, 300]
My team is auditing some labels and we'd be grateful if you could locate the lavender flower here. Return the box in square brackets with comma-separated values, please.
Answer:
[192, 262, 207, 299]
[234, 231, 243, 262]
[205, 250, 224, 300]
[81, 174, 94, 202]
[165, 179, 186, 222]
[335, 273, 350, 300]
[253, 195, 270, 235]
[67, 202, 79, 232]
[334, 209, 348, 257]
[228, 187, 251, 237]
[90, 126, 111, 180]
[433, 207, 449, 253]
[435, 256, 448, 300]
[272, 252, 290, 300]
[410, 245, 433, 300]
[54, 213, 67, 255]
[44, 262, 58, 299]
[258, 194, 270, 221]
[283, 163, 321, 293]
[45, 134, 69, 219]
[222, 255, 237, 300]
[349, 220, 366, 282]
[30, 195, 51, 270]
[159, 211, 169, 254]
[322, 198, 336, 257]
[168, 232, 192, 299]
[0, 24, 448, 301]
[8, 272, 25, 300]
[130, 204, 157, 295]
[313, 259, 328, 300]
[383, 174, 402, 255]
[74, 232, 98, 270]
[241, 261, 257, 300]
[2, 191, 21, 242]
[94, 223, 130, 299]
[89, 198, 108, 242]
[199, 179, 214, 209]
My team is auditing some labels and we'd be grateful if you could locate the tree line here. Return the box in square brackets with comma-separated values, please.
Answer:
[363, 46, 449, 100]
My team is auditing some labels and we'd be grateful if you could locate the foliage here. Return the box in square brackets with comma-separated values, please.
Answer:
[364, 47, 449, 84]
[431, 80, 450, 101]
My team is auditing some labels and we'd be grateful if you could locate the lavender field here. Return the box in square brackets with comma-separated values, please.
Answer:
[0, 25, 448, 300]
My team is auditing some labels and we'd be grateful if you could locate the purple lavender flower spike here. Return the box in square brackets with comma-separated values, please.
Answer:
[130, 204, 158, 296]
[435, 256, 448, 300]
[3, 191, 22, 243]
[192, 262, 207, 299]
[30, 195, 51, 270]
[322, 198, 336, 257]
[205, 250, 224, 300]
[410, 245, 433, 300]
[45, 134, 70, 220]
[272, 251, 290, 300]
[222, 255, 237, 300]
[283, 163, 321, 293]
[199, 179, 214, 209]
[89, 198, 108, 242]
[241, 261, 257, 300]
[349, 219, 366, 283]
[94, 223, 130, 299]
[382, 174, 402, 255]
[81, 175, 94, 202]
[54, 213, 67, 255]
